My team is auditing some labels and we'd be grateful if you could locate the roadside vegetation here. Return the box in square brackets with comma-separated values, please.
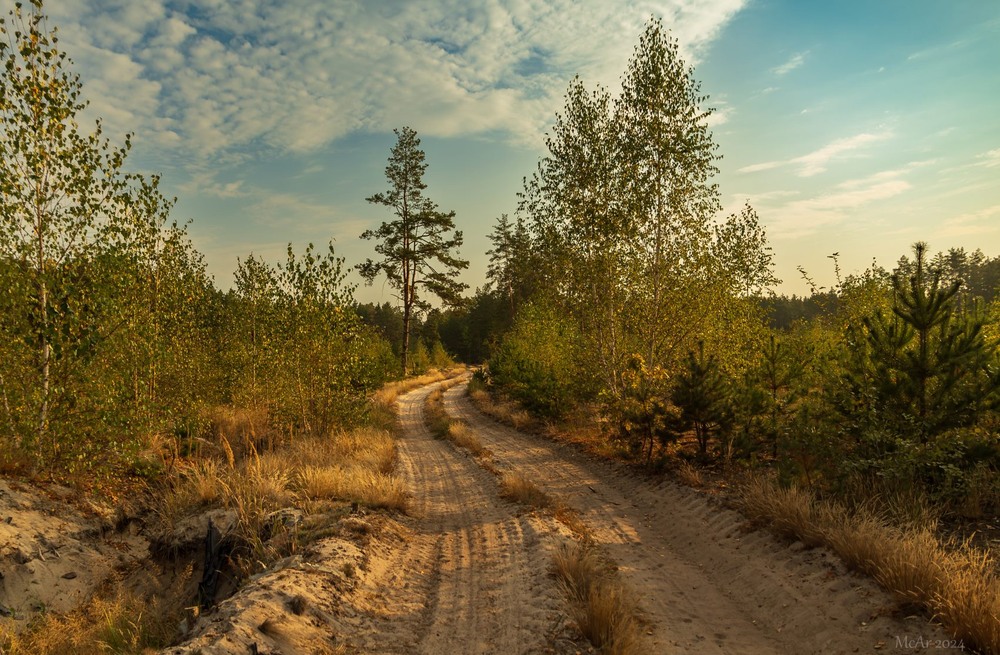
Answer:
[0, 2, 464, 651]
[437, 14, 1000, 655]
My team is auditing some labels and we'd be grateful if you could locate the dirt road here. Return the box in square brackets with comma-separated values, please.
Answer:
[343, 381, 579, 654]
[438, 382, 948, 654]
[161, 379, 950, 654]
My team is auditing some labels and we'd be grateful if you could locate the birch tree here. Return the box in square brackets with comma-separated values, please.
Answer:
[0, 2, 137, 454]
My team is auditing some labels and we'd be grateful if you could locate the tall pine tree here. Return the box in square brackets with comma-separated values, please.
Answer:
[358, 127, 468, 374]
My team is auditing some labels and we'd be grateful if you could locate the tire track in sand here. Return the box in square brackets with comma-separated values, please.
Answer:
[346, 381, 575, 655]
[443, 383, 948, 655]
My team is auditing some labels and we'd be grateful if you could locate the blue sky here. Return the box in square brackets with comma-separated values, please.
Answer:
[30, 0, 1000, 300]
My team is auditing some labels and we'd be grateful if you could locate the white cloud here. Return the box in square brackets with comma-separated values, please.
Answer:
[760, 169, 913, 239]
[738, 131, 893, 177]
[772, 52, 806, 76]
[935, 204, 1000, 238]
[34, 0, 747, 165]
[977, 148, 1000, 168]
[739, 160, 783, 174]
[793, 132, 891, 176]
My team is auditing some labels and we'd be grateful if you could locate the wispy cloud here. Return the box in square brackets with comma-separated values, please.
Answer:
[977, 148, 1000, 168]
[935, 204, 1000, 238]
[739, 131, 893, 177]
[772, 51, 807, 76]
[42, 0, 748, 165]
[760, 169, 914, 239]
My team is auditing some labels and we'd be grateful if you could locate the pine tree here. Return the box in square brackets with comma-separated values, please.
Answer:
[358, 127, 468, 374]
[672, 342, 733, 457]
[854, 242, 999, 443]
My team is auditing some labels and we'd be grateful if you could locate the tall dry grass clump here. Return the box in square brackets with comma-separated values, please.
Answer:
[159, 423, 407, 578]
[738, 475, 1000, 654]
[203, 405, 275, 459]
[552, 543, 642, 655]
[445, 421, 489, 457]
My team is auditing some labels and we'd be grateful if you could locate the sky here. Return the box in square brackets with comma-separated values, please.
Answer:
[19, 0, 1000, 301]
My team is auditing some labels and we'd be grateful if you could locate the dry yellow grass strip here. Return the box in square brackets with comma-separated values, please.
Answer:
[444, 421, 489, 457]
[294, 465, 407, 511]
[552, 542, 642, 655]
[738, 475, 1000, 654]
[374, 366, 466, 408]
[466, 382, 536, 431]
[424, 382, 492, 458]
[0, 584, 186, 655]
[160, 426, 407, 570]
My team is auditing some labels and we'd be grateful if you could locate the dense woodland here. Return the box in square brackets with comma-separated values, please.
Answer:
[2, 4, 998, 524]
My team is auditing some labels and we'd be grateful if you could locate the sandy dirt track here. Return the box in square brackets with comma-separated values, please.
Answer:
[441, 382, 950, 654]
[345, 381, 579, 654]
[160, 379, 950, 654]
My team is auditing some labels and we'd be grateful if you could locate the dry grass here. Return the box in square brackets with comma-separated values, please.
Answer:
[203, 405, 276, 460]
[738, 475, 1000, 654]
[424, 387, 452, 439]
[160, 424, 407, 578]
[467, 387, 537, 431]
[499, 471, 551, 508]
[0, 583, 185, 655]
[552, 501, 589, 538]
[374, 367, 466, 408]
[552, 542, 642, 655]
[294, 465, 406, 510]
[424, 383, 491, 458]
[445, 421, 489, 457]
[675, 461, 703, 488]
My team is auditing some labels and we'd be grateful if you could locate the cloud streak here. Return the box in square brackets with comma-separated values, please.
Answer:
[758, 168, 914, 239]
[739, 131, 893, 177]
[772, 51, 806, 75]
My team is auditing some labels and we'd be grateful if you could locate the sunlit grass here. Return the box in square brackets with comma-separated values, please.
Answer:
[552, 542, 642, 655]
[738, 475, 1000, 654]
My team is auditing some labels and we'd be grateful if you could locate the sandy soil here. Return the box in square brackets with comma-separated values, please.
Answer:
[0, 479, 148, 623]
[442, 382, 952, 654]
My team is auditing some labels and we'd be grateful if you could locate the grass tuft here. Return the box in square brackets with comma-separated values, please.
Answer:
[552, 542, 642, 655]
[499, 471, 551, 508]
[675, 461, 703, 488]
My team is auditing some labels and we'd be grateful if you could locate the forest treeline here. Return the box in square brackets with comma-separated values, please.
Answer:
[0, 5, 463, 480]
[3, 0, 999, 521]
[447, 18, 1000, 516]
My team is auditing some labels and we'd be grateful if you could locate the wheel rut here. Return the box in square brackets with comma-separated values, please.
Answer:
[347, 382, 574, 655]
